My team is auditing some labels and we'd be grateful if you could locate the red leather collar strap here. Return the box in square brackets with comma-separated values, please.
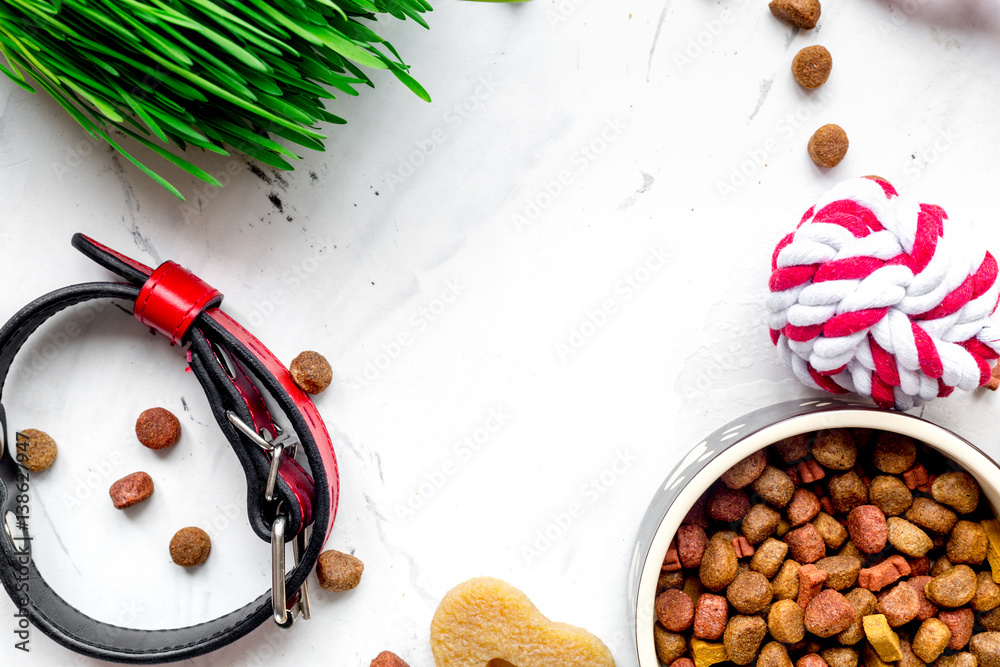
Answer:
[0, 234, 340, 663]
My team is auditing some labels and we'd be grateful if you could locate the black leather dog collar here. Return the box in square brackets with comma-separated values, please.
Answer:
[0, 234, 340, 663]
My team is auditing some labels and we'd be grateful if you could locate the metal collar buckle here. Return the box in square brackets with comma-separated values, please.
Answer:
[225, 411, 311, 629]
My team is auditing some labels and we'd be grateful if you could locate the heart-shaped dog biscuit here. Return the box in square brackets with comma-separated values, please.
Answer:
[430, 577, 616, 667]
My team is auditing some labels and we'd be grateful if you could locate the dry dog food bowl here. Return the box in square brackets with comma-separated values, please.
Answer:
[627, 398, 1000, 666]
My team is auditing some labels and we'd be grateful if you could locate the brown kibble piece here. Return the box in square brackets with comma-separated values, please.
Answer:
[939, 608, 974, 650]
[135, 408, 181, 449]
[754, 466, 796, 508]
[773, 559, 802, 600]
[16, 429, 57, 471]
[678, 524, 708, 569]
[657, 589, 696, 632]
[947, 521, 988, 565]
[813, 429, 857, 470]
[906, 498, 958, 534]
[848, 506, 888, 554]
[723, 450, 768, 489]
[828, 471, 869, 514]
[805, 589, 855, 637]
[769, 0, 821, 29]
[371, 651, 410, 667]
[777, 434, 811, 462]
[769, 599, 806, 643]
[709, 486, 752, 522]
[658, 570, 685, 593]
[701, 535, 739, 592]
[888, 517, 933, 558]
[789, 488, 823, 527]
[822, 648, 858, 667]
[786, 523, 827, 564]
[792, 46, 832, 89]
[808, 125, 848, 168]
[169, 527, 211, 567]
[109, 472, 154, 509]
[724, 615, 768, 665]
[912, 618, 952, 663]
[896, 637, 924, 667]
[970, 632, 1000, 667]
[655, 626, 688, 665]
[876, 582, 920, 627]
[694, 593, 729, 640]
[752, 538, 789, 578]
[870, 476, 914, 517]
[685, 493, 710, 528]
[931, 556, 955, 578]
[936, 653, 977, 667]
[744, 504, 782, 545]
[931, 473, 980, 514]
[728, 570, 773, 614]
[816, 555, 862, 590]
[760, 641, 795, 667]
[925, 564, 977, 607]
[974, 570, 1000, 612]
[984, 607, 1000, 631]
[317, 549, 364, 591]
[838, 587, 878, 645]
[290, 350, 333, 394]
[814, 512, 849, 550]
[874, 433, 918, 474]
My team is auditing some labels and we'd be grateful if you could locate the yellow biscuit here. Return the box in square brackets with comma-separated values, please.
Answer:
[692, 638, 728, 667]
[430, 577, 615, 667]
[863, 614, 903, 662]
[981, 520, 1000, 583]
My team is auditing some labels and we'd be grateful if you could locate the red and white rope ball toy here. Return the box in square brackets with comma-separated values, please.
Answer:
[767, 176, 1000, 410]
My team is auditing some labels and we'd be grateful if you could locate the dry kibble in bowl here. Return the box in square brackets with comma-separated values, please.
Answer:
[648, 424, 1000, 667]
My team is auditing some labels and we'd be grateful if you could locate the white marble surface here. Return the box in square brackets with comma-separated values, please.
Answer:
[2, 0, 1000, 665]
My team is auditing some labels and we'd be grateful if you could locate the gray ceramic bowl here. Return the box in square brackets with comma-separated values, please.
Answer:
[628, 397, 1000, 666]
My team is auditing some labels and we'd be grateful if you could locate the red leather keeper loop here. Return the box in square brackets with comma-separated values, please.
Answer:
[134, 261, 223, 344]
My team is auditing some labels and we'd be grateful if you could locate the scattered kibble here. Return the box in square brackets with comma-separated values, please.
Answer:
[316, 549, 364, 591]
[792, 46, 832, 89]
[109, 471, 154, 509]
[290, 350, 333, 395]
[169, 527, 211, 567]
[15, 429, 57, 471]
[769, 0, 821, 29]
[808, 124, 849, 168]
[135, 407, 181, 450]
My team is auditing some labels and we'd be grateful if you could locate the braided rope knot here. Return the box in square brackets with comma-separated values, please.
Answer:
[767, 176, 1000, 410]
